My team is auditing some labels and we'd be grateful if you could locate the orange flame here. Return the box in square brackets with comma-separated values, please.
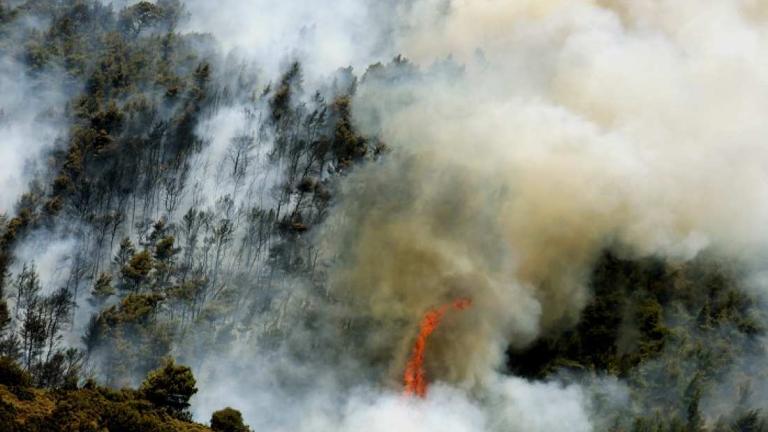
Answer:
[403, 298, 472, 398]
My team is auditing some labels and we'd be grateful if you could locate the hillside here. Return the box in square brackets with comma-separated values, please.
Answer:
[3, 1, 768, 431]
[0, 358, 218, 432]
[0, 385, 212, 432]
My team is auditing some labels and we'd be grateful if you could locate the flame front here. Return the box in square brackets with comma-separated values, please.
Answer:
[403, 298, 472, 398]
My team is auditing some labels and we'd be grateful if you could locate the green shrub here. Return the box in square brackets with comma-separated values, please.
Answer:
[0, 357, 31, 387]
[140, 358, 197, 419]
[211, 407, 249, 432]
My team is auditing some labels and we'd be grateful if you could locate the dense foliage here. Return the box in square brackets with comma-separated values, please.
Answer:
[509, 252, 768, 431]
[0, 356, 233, 431]
[210, 408, 249, 432]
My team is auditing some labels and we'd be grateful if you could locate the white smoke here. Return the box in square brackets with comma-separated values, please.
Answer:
[11, 232, 80, 294]
[192, 353, 597, 432]
[185, 0, 768, 429]
[178, 0, 400, 79]
[0, 57, 68, 213]
[7, 0, 759, 430]
[319, 0, 768, 381]
[185, 100, 284, 212]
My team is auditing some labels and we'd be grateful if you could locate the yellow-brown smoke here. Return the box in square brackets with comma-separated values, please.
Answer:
[320, 0, 768, 390]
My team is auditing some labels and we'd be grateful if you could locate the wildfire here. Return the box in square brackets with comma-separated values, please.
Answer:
[403, 298, 472, 398]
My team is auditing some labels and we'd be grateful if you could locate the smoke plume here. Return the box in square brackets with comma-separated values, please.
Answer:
[318, 0, 768, 392]
[5, 1, 768, 431]
[175, 1, 768, 429]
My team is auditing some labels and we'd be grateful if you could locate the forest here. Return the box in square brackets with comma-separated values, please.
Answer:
[2, 1, 768, 431]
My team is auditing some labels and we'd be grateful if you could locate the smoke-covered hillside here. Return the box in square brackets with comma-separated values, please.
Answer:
[2, 1, 768, 431]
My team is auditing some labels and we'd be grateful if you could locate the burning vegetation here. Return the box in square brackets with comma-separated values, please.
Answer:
[2, 1, 768, 432]
[403, 298, 472, 398]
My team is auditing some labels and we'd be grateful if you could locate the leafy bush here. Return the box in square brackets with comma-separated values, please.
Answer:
[140, 358, 197, 419]
[210, 408, 249, 432]
[0, 357, 30, 387]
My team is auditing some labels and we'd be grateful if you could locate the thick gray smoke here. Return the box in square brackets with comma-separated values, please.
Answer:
[9, 0, 765, 430]
[324, 0, 768, 383]
[185, 0, 768, 430]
